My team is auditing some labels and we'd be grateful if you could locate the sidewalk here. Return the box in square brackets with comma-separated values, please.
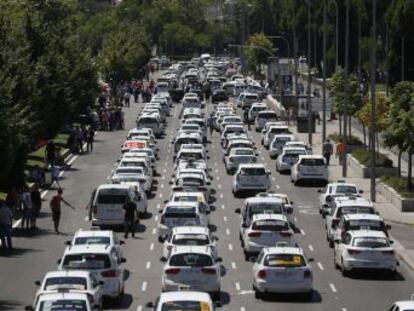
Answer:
[288, 119, 414, 271]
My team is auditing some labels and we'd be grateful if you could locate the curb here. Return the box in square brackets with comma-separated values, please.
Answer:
[392, 237, 414, 272]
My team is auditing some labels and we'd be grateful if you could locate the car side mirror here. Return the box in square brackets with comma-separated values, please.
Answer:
[389, 240, 394, 244]
[163, 200, 168, 204]
[57, 259, 61, 265]
[214, 236, 219, 241]
[235, 208, 241, 214]
[120, 240, 125, 245]
[359, 190, 364, 194]
[308, 258, 314, 262]
[169, 181, 174, 185]
[386, 224, 392, 230]
[206, 181, 211, 186]
[334, 239, 341, 244]
[216, 257, 223, 262]
[34, 280, 41, 286]
[158, 209, 163, 214]
[242, 223, 248, 228]
[317, 189, 323, 193]
[160, 257, 167, 263]
[65, 240, 71, 246]
[146, 302, 155, 308]
[120, 258, 127, 263]
[25, 307, 34, 311]
[99, 281, 105, 285]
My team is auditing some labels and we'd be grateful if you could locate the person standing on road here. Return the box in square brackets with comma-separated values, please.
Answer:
[207, 114, 214, 137]
[0, 203, 13, 249]
[243, 109, 250, 130]
[30, 184, 42, 229]
[322, 139, 334, 166]
[49, 188, 75, 234]
[21, 186, 32, 230]
[123, 198, 138, 239]
[86, 127, 95, 153]
[45, 141, 56, 166]
[336, 139, 345, 165]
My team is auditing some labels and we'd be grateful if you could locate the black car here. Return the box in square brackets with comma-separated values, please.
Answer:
[211, 89, 228, 103]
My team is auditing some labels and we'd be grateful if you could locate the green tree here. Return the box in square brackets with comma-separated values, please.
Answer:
[244, 33, 274, 74]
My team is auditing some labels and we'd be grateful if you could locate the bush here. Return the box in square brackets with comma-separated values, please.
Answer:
[382, 176, 414, 198]
[328, 133, 364, 145]
[351, 149, 393, 168]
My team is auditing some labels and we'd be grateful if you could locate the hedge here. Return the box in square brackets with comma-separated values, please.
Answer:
[351, 148, 393, 168]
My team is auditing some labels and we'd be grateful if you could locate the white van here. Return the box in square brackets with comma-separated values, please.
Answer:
[91, 184, 143, 227]
[137, 115, 163, 138]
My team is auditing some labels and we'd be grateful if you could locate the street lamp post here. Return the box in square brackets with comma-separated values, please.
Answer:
[342, 0, 350, 177]
[228, 44, 275, 58]
[266, 36, 290, 60]
[307, 0, 312, 146]
[322, 0, 327, 143]
[370, 0, 377, 202]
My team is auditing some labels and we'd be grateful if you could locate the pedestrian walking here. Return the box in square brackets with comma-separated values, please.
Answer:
[336, 139, 346, 165]
[123, 198, 138, 239]
[45, 141, 56, 166]
[207, 115, 214, 137]
[30, 184, 42, 229]
[243, 109, 250, 130]
[21, 187, 32, 230]
[49, 188, 75, 234]
[76, 127, 84, 154]
[51, 165, 61, 188]
[123, 90, 131, 107]
[322, 139, 334, 166]
[86, 127, 95, 153]
[0, 203, 13, 249]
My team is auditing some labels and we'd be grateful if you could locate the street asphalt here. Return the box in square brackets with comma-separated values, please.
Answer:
[1, 82, 414, 311]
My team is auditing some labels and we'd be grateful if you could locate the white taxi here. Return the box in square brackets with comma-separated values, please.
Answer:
[26, 292, 94, 311]
[161, 246, 222, 298]
[163, 226, 218, 259]
[149, 291, 217, 310]
[291, 155, 328, 186]
[389, 300, 414, 311]
[276, 147, 308, 173]
[334, 230, 397, 276]
[252, 246, 313, 299]
[33, 271, 103, 310]
[232, 164, 271, 197]
[241, 214, 295, 259]
[58, 244, 126, 300]
[317, 181, 362, 215]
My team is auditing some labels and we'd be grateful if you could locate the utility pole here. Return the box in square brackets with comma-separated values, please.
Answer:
[335, 0, 339, 71]
[385, 24, 390, 96]
[307, 0, 313, 146]
[342, 0, 350, 177]
[322, 0, 327, 143]
[402, 36, 405, 81]
[370, 0, 377, 202]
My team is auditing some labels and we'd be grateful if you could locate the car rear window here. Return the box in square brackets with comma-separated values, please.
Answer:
[39, 299, 87, 311]
[172, 234, 210, 246]
[260, 113, 277, 119]
[234, 149, 254, 155]
[352, 237, 389, 248]
[264, 254, 306, 267]
[74, 237, 111, 245]
[62, 254, 111, 270]
[346, 220, 383, 231]
[252, 220, 289, 231]
[165, 207, 197, 218]
[240, 168, 266, 175]
[336, 185, 357, 194]
[169, 253, 213, 267]
[300, 158, 325, 166]
[97, 193, 127, 205]
[44, 277, 87, 291]
[338, 206, 374, 217]
[161, 301, 211, 311]
[249, 203, 283, 216]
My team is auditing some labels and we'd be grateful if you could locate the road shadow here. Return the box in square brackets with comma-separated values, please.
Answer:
[259, 290, 322, 303]
[12, 227, 53, 238]
[209, 224, 217, 233]
[141, 212, 153, 220]
[135, 223, 147, 233]
[0, 246, 42, 258]
[103, 293, 133, 310]
[217, 291, 231, 305]
[346, 270, 405, 281]
[0, 300, 22, 311]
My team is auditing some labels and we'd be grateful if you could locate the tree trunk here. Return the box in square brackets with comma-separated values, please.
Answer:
[339, 115, 342, 136]
[398, 149, 402, 177]
[348, 116, 352, 140]
[376, 132, 380, 159]
[408, 152, 412, 190]
[362, 125, 367, 148]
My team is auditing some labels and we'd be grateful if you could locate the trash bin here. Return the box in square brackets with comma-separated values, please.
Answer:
[297, 116, 316, 133]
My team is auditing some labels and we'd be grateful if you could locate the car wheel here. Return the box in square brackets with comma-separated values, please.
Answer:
[254, 289, 264, 299]
[158, 236, 164, 243]
[211, 290, 221, 301]
[340, 258, 348, 277]
[328, 239, 334, 248]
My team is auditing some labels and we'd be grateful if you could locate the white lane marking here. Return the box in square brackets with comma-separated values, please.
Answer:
[141, 281, 147, 291]
[220, 194, 223, 198]
[235, 282, 241, 291]
[217, 176, 220, 181]
[152, 228, 156, 235]
[342, 308, 348, 311]
[137, 306, 142, 311]
[157, 204, 160, 209]
[276, 184, 280, 189]
[294, 217, 298, 223]
[308, 245, 314, 252]
[240, 307, 246, 311]
[150, 243, 154, 250]
[261, 156, 265, 161]
[84, 216, 89, 222]
[231, 262, 237, 269]
[214, 162, 217, 167]
[329, 283, 337, 293]
[215, 169, 219, 173]
[221, 204, 225, 210]
[163, 168, 166, 173]
[226, 228, 230, 235]
[67, 154, 79, 166]
[146, 261, 151, 269]
[106, 175, 110, 180]
[159, 193, 163, 198]
[218, 184, 222, 189]
[154, 215, 159, 222]
[162, 176, 165, 180]
[161, 184, 164, 189]
[228, 244, 233, 251]
[317, 262, 324, 271]
[300, 229, 306, 236]
[223, 216, 228, 222]
[272, 176, 275, 181]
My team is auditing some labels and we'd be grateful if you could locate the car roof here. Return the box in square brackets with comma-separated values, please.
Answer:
[172, 226, 210, 235]
[165, 201, 200, 208]
[238, 163, 266, 168]
[158, 291, 211, 303]
[252, 214, 288, 222]
[97, 184, 131, 190]
[245, 197, 283, 204]
[44, 270, 91, 279]
[348, 230, 388, 238]
[37, 292, 89, 301]
[342, 214, 383, 221]
[298, 155, 324, 159]
[170, 245, 213, 255]
[74, 229, 113, 238]
[334, 196, 373, 207]
[393, 301, 414, 309]
[263, 246, 304, 256]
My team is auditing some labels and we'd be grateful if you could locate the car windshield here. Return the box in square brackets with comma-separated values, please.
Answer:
[44, 277, 87, 290]
[74, 237, 111, 245]
[115, 168, 144, 175]
[62, 254, 111, 270]
[39, 299, 87, 311]
[273, 137, 292, 145]
[172, 234, 210, 246]
[252, 220, 289, 231]
[249, 203, 283, 216]
[352, 237, 389, 248]
[138, 118, 158, 126]
[161, 301, 211, 311]
[169, 253, 213, 267]
[234, 149, 254, 156]
[300, 158, 325, 166]
[178, 178, 203, 186]
[97, 193, 127, 204]
[336, 185, 357, 194]
[165, 207, 197, 218]
[240, 167, 265, 175]
[264, 254, 306, 267]
[338, 206, 374, 217]
[180, 153, 203, 161]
